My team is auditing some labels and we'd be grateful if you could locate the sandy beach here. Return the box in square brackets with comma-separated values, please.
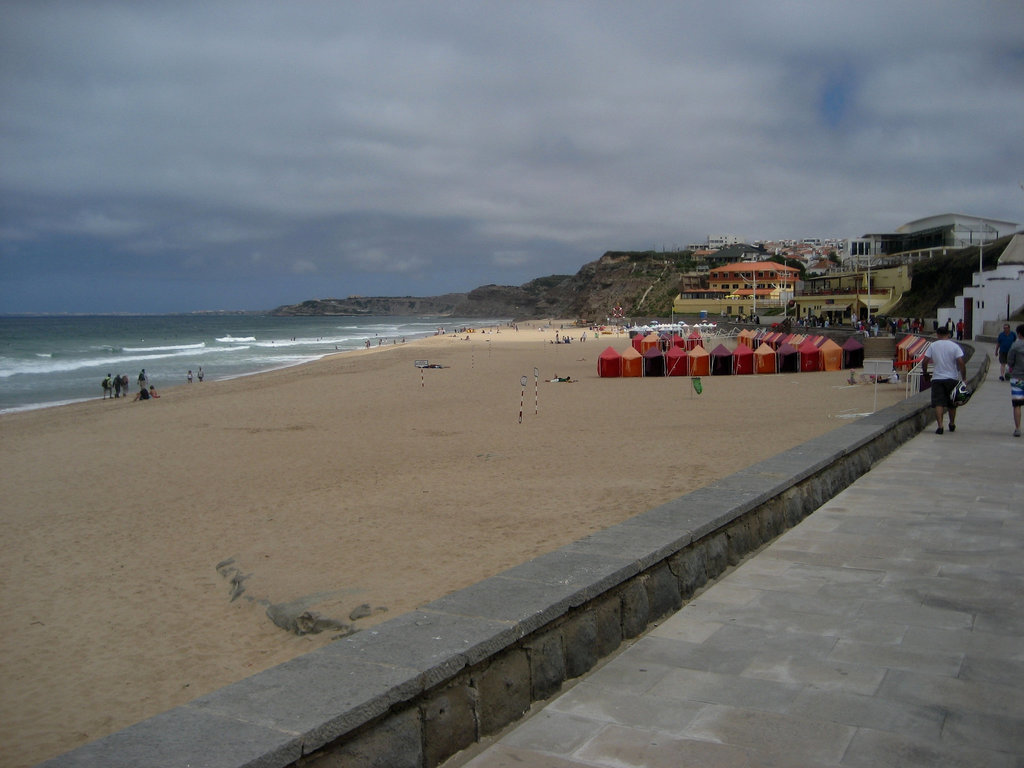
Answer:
[0, 321, 910, 766]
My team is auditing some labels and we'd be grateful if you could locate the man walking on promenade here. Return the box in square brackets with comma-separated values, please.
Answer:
[996, 323, 1016, 381]
[923, 326, 967, 435]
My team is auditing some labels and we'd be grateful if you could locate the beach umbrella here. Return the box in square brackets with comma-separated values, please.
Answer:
[710, 344, 734, 375]
[798, 339, 822, 372]
[733, 343, 754, 374]
[687, 345, 710, 376]
[597, 346, 622, 377]
[643, 346, 666, 376]
[621, 346, 643, 377]
[666, 345, 689, 376]
[754, 343, 778, 373]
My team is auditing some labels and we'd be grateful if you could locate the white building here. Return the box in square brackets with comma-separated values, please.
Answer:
[937, 233, 1024, 339]
[848, 213, 1017, 262]
[707, 234, 743, 249]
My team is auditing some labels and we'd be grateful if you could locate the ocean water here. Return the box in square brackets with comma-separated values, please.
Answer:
[0, 314, 508, 413]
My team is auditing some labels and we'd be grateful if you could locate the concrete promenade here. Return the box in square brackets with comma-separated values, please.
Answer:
[459, 364, 1024, 768]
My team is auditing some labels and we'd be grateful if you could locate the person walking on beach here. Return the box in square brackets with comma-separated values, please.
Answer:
[996, 323, 1017, 381]
[197, 367, 204, 382]
[187, 370, 193, 383]
[922, 326, 967, 435]
[102, 374, 113, 399]
[113, 373, 122, 398]
[1005, 323, 1024, 437]
[138, 369, 148, 391]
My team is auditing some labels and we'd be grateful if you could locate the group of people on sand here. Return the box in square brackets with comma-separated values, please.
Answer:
[103, 366, 210, 402]
[100, 369, 162, 401]
[101, 373, 131, 399]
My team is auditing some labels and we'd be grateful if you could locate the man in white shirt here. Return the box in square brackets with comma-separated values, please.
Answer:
[922, 326, 968, 435]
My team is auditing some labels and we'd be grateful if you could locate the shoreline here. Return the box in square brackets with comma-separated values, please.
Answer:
[0, 317, 512, 417]
[0, 321, 909, 766]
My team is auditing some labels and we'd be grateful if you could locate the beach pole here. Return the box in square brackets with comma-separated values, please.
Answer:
[519, 375, 527, 423]
[534, 367, 539, 415]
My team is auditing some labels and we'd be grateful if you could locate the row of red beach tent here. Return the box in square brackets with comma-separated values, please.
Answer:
[600, 331, 869, 377]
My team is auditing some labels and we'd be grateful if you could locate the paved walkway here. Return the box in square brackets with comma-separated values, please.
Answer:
[459, 365, 1024, 768]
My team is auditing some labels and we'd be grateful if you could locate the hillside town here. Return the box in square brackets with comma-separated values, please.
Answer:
[672, 212, 1022, 340]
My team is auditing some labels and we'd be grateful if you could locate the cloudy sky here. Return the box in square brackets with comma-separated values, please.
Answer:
[2, 2, 1022, 314]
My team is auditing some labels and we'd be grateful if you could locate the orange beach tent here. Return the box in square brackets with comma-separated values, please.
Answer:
[621, 346, 643, 377]
[687, 345, 710, 376]
[754, 343, 777, 373]
[820, 339, 842, 371]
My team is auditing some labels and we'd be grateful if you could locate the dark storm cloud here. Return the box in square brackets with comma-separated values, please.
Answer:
[1, 1, 1022, 313]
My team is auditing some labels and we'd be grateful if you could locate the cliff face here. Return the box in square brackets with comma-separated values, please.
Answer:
[270, 250, 697, 320]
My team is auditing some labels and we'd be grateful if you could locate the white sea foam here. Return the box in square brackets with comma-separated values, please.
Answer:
[121, 342, 206, 353]
[0, 344, 247, 378]
[216, 335, 257, 343]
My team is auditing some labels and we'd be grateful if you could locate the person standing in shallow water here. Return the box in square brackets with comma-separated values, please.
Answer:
[922, 326, 967, 435]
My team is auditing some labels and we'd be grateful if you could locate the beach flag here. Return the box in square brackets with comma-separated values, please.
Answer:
[692, 376, 703, 395]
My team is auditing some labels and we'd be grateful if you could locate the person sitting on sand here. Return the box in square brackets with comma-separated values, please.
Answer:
[134, 385, 160, 401]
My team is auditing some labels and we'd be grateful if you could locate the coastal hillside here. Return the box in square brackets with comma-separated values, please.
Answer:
[271, 238, 1013, 322]
[270, 250, 697, 321]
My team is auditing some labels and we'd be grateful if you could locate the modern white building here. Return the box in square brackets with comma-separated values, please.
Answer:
[848, 213, 1017, 262]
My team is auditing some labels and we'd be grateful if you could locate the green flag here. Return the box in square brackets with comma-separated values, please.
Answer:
[692, 376, 703, 395]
